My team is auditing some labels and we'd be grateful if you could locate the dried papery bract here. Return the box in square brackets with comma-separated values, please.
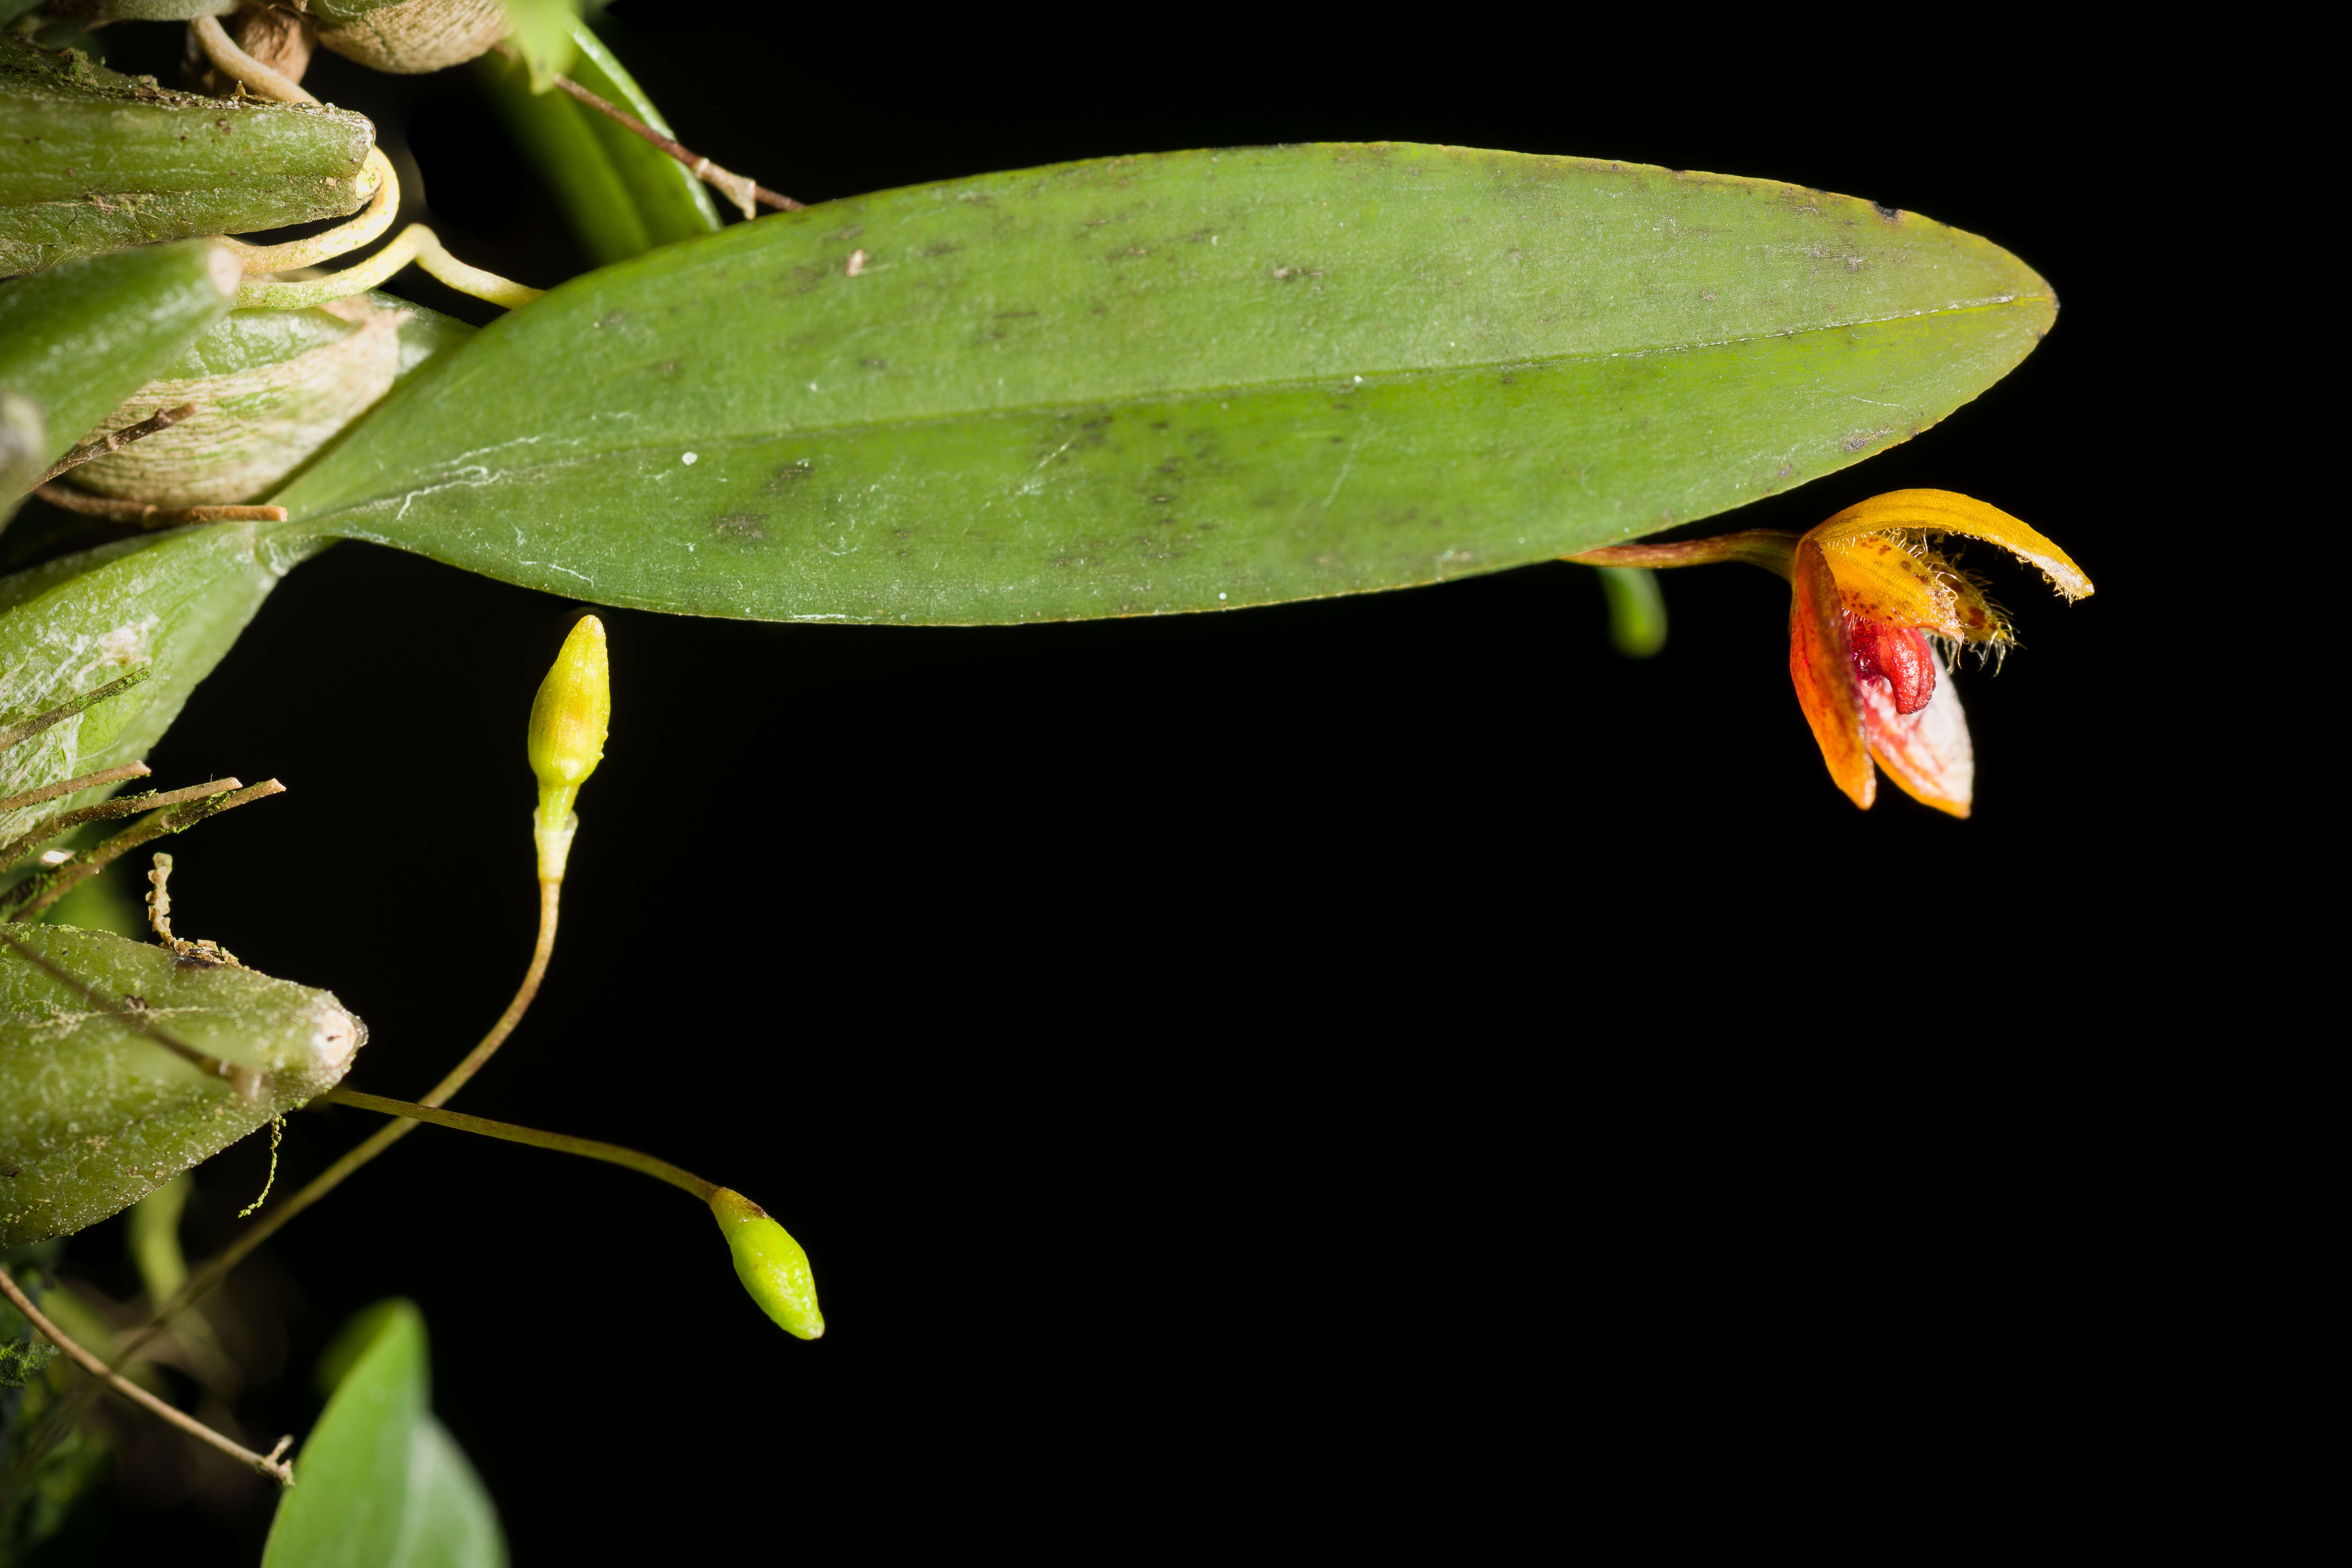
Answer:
[230, 1, 315, 83]
[309, 0, 511, 74]
[66, 296, 407, 506]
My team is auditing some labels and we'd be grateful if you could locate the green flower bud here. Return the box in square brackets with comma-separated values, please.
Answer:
[709, 1187, 823, 1341]
[526, 614, 608, 880]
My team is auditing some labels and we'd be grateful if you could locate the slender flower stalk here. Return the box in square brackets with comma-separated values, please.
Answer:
[319, 1089, 715, 1199]
[322, 1090, 823, 1339]
[19, 621, 620, 1476]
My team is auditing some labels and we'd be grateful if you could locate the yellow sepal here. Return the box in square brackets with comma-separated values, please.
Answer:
[1809, 489, 2093, 602]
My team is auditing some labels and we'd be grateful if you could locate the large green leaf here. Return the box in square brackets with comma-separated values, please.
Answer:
[265, 1299, 506, 1568]
[271, 142, 2054, 625]
[0, 923, 363, 1246]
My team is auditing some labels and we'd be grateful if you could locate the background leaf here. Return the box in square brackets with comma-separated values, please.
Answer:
[501, 0, 581, 93]
[482, 19, 719, 265]
[274, 142, 2053, 625]
[0, 923, 362, 1245]
[1595, 565, 1667, 658]
[264, 1299, 507, 1568]
[1, 1245, 111, 1558]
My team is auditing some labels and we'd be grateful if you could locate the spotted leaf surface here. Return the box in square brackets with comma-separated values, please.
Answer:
[273, 141, 2054, 625]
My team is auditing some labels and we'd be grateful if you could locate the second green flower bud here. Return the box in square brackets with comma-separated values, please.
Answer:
[709, 1188, 824, 1341]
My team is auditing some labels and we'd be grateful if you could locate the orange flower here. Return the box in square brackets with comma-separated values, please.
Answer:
[1569, 490, 2093, 817]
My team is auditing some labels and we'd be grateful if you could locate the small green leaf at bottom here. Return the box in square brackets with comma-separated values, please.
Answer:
[263, 1298, 507, 1568]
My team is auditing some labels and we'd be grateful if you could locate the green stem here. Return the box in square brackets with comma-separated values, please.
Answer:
[420, 877, 560, 1107]
[319, 1090, 718, 1201]
[0, 1266, 292, 1487]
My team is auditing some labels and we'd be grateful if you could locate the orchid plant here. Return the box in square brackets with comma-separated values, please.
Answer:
[0, 0, 2090, 1559]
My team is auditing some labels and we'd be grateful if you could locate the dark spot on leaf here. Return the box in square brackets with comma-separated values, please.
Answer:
[714, 515, 768, 540]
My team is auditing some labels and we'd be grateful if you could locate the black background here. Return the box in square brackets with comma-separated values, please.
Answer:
[39, 5, 2212, 1558]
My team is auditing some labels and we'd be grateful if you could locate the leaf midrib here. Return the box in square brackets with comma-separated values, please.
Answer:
[291, 292, 2047, 519]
